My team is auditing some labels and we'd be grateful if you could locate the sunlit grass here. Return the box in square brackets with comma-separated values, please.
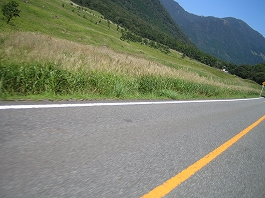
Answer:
[0, 0, 260, 100]
[0, 62, 258, 100]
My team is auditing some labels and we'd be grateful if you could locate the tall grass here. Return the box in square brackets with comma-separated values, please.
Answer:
[0, 62, 259, 99]
[0, 62, 137, 98]
[0, 62, 79, 95]
[0, 32, 259, 94]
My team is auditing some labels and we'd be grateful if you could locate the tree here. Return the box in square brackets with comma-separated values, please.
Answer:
[2, 1, 21, 24]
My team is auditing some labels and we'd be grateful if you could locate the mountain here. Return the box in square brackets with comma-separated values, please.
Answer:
[72, 0, 192, 46]
[160, 0, 265, 65]
[72, 0, 230, 68]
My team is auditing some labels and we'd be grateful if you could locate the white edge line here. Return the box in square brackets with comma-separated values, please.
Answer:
[0, 98, 262, 110]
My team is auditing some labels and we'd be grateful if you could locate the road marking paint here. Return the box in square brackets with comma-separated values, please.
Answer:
[141, 115, 265, 198]
[0, 98, 262, 110]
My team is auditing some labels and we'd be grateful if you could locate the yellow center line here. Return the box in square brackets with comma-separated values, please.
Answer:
[141, 115, 265, 198]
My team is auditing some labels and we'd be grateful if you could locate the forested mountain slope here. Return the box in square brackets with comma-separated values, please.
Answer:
[72, 0, 192, 46]
[160, 0, 265, 65]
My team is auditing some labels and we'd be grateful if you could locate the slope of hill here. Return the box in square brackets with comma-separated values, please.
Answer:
[160, 0, 265, 65]
[0, 0, 261, 100]
[71, 0, 191, 46]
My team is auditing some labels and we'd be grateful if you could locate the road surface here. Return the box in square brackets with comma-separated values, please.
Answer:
[0, 98, 264, 197]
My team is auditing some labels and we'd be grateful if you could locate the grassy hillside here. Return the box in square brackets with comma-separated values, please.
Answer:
[0, 0, 261, 100]
[71, 0, 191, 46]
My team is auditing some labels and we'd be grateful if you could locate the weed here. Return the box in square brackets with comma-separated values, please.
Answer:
[0, 62, 260, 100]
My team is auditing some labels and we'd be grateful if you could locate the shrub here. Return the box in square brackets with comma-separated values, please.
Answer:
[2, 1, 21, 24]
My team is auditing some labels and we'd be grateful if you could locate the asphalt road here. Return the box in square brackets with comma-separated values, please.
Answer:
[0, 98, 264, 198]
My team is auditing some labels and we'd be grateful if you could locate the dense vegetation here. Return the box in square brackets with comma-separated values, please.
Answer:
[2, 62, 256, 99]
[230, 63, 265, 85]
[72, 0, 190, 45]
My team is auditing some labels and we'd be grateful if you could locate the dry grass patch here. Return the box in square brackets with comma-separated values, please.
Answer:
[0, 32, 259, 94]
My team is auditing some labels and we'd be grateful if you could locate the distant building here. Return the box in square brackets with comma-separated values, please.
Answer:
[222, 68, 228, 73]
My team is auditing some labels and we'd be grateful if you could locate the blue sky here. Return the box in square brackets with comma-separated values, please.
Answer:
[175, 0, 265, 38]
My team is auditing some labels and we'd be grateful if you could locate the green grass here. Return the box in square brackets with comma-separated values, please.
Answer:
[0, 62, 259, 100]
[0, 0, 261, 100]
